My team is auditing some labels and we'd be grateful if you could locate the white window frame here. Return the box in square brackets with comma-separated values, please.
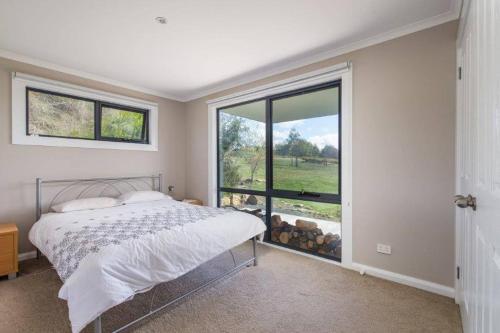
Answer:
[206, 62, 353, 269]
[11, 72, 159, 151]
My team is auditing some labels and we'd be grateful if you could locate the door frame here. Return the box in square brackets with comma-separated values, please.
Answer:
[454, 0, 470, 308]
[207, 62, 353, 269]
[455, 25, 470, 325]
[454, 46, 463, 306]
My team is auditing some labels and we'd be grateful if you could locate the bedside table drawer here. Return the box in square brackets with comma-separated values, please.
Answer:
[0, 234, 14, 254]
[0, 253, 14, 273]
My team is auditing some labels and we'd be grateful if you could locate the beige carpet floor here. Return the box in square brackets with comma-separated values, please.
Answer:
[0, 242, 462, 333]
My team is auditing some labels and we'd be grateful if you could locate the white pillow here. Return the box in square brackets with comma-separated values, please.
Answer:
[118, 191, 168, 204]
[51, 197, 120, 213]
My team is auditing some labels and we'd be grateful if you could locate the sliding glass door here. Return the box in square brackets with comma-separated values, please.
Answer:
[217, 81, 342, 261]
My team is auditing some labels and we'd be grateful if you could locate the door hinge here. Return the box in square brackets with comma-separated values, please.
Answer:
[457, 266, 460, 280]
[458, 67, 462, 80]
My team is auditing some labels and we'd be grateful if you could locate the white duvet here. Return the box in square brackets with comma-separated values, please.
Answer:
[29, 199, 266, 333]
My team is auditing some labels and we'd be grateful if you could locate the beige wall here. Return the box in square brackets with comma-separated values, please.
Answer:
[0, 20, 457, 286]
[0, 57, 186, 253]
[184, 21, 457, 287]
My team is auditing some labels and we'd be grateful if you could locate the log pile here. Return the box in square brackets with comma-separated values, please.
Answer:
[271, 215, 341, 258]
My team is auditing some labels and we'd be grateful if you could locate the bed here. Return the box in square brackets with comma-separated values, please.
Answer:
[28, 175, 266, 333]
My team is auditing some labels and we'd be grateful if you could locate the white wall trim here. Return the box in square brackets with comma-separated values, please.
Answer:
[11, 72, 159, 151]
[455, 0, 467, 309]
[19, 251, 37, 261]
[207, 62, 353, 268]
[185, 6, 459, 101]
[340, 68, 353, 269]
[456, 0, 469, 43]
[352, 263, 455, 298]
[259, 241, 344, 268]
[259, 241, 455, 299]
[0, 49, 182, 101]
[454, 48, 463, 306]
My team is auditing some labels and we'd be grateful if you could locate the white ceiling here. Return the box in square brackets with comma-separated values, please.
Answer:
[0, 0, 459, 101]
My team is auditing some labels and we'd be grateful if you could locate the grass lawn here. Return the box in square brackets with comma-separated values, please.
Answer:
[273, 156, 338, 194]
[222, 154, 341, 220]
[272, 198, 341, 221]
[228, 155, 338, 194]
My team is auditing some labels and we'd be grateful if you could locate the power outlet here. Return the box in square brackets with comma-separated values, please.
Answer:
[377, 243, 392, 255]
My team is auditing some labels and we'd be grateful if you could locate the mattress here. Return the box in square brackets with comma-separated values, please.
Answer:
[29, 199, 266, 332]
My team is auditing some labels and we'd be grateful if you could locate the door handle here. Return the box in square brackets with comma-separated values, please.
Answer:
[298, 190, 320, 198]
[454, 194, 477, 211]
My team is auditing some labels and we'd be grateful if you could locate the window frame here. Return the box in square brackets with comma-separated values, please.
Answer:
[26, 87, 149, 144]
[217, 81, 341, 201]
[26, 87, 97, 141]
[268, 81, 342, 203]
[12, 72, 158, 151]
[216, 80, 342, 261]
[216, 96, 268, 205]
[208, 62, 352, 267]
[98, 102, 149, 144]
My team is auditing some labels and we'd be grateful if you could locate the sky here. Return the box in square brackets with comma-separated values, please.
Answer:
[273, 115, 339, 149]
[226, 113, 339, 150]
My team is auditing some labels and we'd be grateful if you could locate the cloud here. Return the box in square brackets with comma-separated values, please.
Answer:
[273, 130, 289, 144]
[275, 119, 304, 129]
[309, 133, 339, 149]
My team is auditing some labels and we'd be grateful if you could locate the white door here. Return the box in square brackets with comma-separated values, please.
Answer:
[455, 0, 500, 332]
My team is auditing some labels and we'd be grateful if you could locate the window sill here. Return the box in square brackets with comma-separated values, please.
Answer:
[12, 135, 158, 151]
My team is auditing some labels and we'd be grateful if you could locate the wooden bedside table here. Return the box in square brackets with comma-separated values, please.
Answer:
[182, 199, 203, 206]
[0, 224, 18, 280]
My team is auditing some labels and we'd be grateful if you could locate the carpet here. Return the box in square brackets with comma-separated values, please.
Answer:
[0, 242, 462, 333]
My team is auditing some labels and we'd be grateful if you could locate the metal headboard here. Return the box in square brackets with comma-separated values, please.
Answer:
[35, 174, 163, 221]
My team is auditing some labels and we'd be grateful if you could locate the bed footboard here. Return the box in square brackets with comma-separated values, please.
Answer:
[93, 237, 258, 333]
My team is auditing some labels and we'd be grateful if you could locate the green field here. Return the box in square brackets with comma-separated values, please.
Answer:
[229, 155, 338, 193]
[221, 154, 341, 221]
[273, 157, 339, 194]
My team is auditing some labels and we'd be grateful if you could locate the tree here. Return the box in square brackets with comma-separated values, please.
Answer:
[242, 124, 265, 187]
[320, 145, 338, 159]
[273, 128, 321, 167]
[246, 143, 265, 186]
[286, 128, 302, 167]
[219, 114, 248, 204]
[29, 91, 94, 138]
[274, 142, 289, 156]
[220, 114, 248, 158]
[222, 158, 241, 205]
[290, 138, 321, 166]
[287, 128, 301, 143]
[285, 129, 322, 166]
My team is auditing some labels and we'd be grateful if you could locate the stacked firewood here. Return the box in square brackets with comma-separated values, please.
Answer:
[270, 215, 341, 258]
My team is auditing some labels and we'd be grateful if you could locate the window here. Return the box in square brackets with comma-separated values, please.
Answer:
[217, 81, 342, 261]
[12, 73, 158, 151]
[218, 100, 266, 191]
[100, 104, 148, 143]
[272, 86, 340, 196]
[26, 88, 148, 144]
[27, 88, 95, 140]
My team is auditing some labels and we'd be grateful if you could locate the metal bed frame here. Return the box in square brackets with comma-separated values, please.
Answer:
[34, 174, 258, 333]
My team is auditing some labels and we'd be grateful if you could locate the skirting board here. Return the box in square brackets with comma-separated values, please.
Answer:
[259, 241, 343, 268]
[351, 263, 455, 299]
[259, 241, 455, 299]
[20, 245, 455, 299]
[19, 251, 37, 261]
